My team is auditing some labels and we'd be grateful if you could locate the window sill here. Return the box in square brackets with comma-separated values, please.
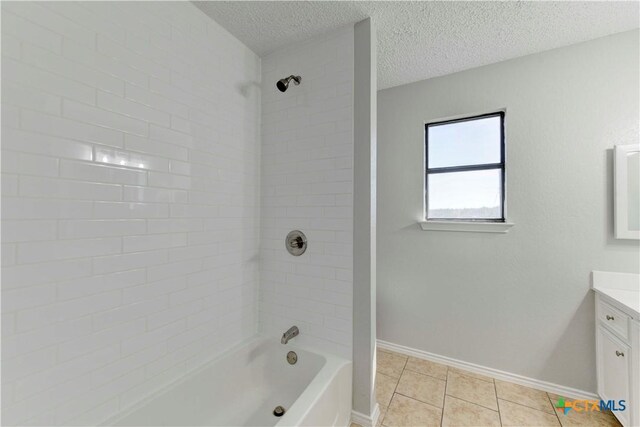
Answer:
[419, 221, 514, 233]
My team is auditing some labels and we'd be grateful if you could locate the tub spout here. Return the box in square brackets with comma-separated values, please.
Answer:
[281, 326, 299, 344]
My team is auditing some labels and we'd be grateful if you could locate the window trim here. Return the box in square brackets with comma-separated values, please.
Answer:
[425, 111, 506, 223]
[419, 220, 514, 233]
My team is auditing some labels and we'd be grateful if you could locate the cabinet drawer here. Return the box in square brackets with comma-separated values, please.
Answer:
[597, 297, 629, 340]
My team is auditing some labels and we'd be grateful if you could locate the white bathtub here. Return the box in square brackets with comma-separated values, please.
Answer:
[105, 336, 352, 427]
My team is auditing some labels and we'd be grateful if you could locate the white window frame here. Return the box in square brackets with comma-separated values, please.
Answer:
[420, 111, 514, 233]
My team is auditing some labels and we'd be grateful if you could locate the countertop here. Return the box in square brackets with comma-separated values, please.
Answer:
[592, 270, 640, 320]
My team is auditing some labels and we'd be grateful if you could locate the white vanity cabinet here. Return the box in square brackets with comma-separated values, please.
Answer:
[593, 271, 640, 427]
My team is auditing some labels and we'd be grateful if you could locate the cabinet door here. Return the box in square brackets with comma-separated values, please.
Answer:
[597, 325, 631, 426]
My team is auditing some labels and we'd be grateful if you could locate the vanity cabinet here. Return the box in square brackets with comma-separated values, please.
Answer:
[593, 271, 640, 427]
[595, 297, 636, 426]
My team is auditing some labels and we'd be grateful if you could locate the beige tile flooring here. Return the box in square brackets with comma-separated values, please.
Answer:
[352, 348, 622, 427]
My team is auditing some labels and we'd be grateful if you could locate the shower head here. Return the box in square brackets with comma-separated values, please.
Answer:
[276, 75, 301, 92]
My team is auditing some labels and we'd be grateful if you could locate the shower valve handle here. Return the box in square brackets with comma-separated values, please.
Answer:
[289, 237, 304, 248]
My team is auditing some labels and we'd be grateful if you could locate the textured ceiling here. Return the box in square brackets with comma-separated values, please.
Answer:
[194, 1, 639, 89]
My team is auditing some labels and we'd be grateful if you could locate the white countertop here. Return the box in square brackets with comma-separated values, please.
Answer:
[592, 270, 640, 320]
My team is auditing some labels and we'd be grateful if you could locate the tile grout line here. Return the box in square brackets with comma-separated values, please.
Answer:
[443, 374, 499, 412]
[448, 367, 494, 384]
[492, 378, 498, 409]
[403, 366, 449, 382]
[392, 391, 445, 411]
[399, 355, 449, 426]
[389, 354, 449, 426]
[547, 392, 563, 427]
[493, 379, 503, 427]
[388, 355, 409, 425]
[498, 396, 559, 417]
[379, 353, 408, 427]
[444, 392, 501, 414]
[402, 367, 448, 383]
[440, 365, 448, 426]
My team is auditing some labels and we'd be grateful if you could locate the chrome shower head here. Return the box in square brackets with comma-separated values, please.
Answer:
[277, 75, 301, 92]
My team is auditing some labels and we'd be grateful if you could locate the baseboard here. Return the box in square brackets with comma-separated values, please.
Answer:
[351, 403, 380, 427]
[377, 339, 598, 401]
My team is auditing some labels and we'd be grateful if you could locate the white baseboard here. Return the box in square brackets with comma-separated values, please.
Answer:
[377, 339, 598, 401]
[351, 403, 380, 427]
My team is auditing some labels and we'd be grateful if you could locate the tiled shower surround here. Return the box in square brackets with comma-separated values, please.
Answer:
[259, 28, 355, 358]
[1, 2, 261, 425]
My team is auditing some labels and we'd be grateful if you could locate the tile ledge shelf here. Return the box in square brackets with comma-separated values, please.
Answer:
[419, 221, 515, 233]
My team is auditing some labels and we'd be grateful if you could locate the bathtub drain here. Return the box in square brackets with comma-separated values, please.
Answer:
[286, 351, 297, 365]
[273, 406, 286, 417]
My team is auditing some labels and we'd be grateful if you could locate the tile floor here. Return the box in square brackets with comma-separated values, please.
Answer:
[352, 348, 622, 427]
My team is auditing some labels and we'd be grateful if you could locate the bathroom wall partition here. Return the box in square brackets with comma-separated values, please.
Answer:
[1, 2, 260, 425]
[352, 18, 378, 423]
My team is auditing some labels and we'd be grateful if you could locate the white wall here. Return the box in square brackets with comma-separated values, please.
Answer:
[377, 30, 639, 393]
[1, 2, 260, 425]
[260, 27, 355, 358]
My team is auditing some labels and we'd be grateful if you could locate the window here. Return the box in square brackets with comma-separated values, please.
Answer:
[425, 112, 505, 222]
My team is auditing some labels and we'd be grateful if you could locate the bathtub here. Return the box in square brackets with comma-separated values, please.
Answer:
[105, 336, 352, 426]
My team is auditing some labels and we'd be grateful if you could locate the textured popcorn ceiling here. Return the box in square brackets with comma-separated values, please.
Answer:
[195, 1, 639, 89]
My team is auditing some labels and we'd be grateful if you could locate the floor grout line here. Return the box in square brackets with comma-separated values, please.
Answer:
[393, 391, 444, 410]
[444, 370, 499, 412]
[444, 392, 500, 412]
[402, 367, 447, 383]
[491, 379, 499, 415]
[379, 354, 407, 427]
[439, 366, 448, 426]
[448, 367, 495, 383]
[491, 378, 503, 427]
[497, 396, 557, 415]
[493, 378, 503, 427]
[547, 391, 564, 427]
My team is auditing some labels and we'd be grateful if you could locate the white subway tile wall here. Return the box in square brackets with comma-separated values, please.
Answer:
[259, 27, 355, 358]
[1, 2, 261, 425]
